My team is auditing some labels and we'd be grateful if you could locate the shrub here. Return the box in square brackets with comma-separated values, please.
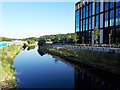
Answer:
[27, 40, 35, 44]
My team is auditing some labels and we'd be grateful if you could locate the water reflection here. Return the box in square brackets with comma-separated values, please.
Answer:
[14, 47, 120, 89]
[27, 46, 35, 51]
[51, 55, 120, 89]
[37, 49, 46, 56]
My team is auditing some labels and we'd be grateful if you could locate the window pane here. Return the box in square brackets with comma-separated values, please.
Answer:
[86, 19, 88, 30]
[81, 21, 82, 31]
[86, 6, 88, 18]
[89, 18, 91, 30]
[83, 7, 85, 18]
[89, 3, 91, 17]
[81, 9, 82, 19]
[83, 20, 85, 31]
[96, 2, 99, 14]
[96, 15, 99, 28]
[110, 10, 114, 26]
[116, 0, 120, 7]
[105, 2, 109, 11]
[116, 8, 120, 25]
[75, 10, 80, 32]
[105, 12, 108, 27]
[110, 1, 114, 9]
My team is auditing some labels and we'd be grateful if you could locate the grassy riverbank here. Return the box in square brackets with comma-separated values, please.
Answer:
[39, 45, 120, 74]
[0, 45, 21, 89]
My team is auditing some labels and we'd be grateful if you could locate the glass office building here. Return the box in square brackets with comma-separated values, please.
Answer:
[75, 0, 120, 44]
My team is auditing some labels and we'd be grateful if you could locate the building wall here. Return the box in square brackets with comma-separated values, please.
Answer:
[75, 0, 120, 44]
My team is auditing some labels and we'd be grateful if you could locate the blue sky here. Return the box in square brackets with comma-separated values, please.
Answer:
[1, 2, 75, 39]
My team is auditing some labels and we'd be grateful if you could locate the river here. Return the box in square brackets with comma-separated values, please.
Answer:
[13, 47, 120, 89]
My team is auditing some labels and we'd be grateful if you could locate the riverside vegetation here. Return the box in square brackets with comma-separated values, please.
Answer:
[0, 45, 21, 89]
[39, 45, 120, 74]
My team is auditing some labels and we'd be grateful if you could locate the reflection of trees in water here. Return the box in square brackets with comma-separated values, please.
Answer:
[54, 58, 59, 64]
[74, 68, 120, 89]
[37, 49, 46, 56]
[27, 46, 35, 51]
[50, 55, 120, 89]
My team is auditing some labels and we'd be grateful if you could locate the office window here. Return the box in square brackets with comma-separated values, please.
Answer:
[89, 3, 92, 16]
[81, 9, 82, 19]
[110, 10, 114, 26]
[83, 20, 85, 31]
[110, 1, 114, 9]
[86, 19, 88, 30]
[83, 7, 85, 19]
[96, 2, 99, 14]
[75, 10, 80, 32]
[96, 15, 99, 28]
[105, 2, 109, 11]
[81, 21, 82, 31]
[116, 0, 120, 7]
[86, 6, 88, 18]
[116, 8, 120, 25]
[89, 18, 91, 30]
[105, 12, 108, 27]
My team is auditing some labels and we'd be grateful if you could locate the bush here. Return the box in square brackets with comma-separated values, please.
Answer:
[38, 39, 46, 46]
[27, 40, 35, 44]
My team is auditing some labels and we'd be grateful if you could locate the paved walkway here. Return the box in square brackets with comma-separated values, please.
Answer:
[52, 44, 120, 54]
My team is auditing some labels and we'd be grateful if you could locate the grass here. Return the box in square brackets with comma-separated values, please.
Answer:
[0, 45, 21, 89]
[39, 45, 120, 73]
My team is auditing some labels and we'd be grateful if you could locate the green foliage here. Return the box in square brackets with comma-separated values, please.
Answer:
[0, 45, 21, 89]
[27, 40, 35, 44]
[71, 33, 78, 43]
[22, 37, 38, 41]
[27, 46, 35, 51]
[38, 39, 46, 46]
[38, 33, 78, 43]
[92, 26, 100, 44]
[0, 37, 18, 41]
[40, 46, 120, 72]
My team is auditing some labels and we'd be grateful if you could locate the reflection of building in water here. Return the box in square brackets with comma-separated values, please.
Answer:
[74, 68, 117, 89]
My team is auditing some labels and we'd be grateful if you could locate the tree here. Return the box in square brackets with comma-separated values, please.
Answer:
[92, 26, 100, 44]
[27, 40, 35, 44]
[71, 33, 78, 44]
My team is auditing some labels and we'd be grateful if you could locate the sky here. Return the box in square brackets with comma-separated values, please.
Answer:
[0, 1, 76, 39]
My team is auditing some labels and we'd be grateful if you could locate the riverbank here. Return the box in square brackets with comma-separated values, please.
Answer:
[38, 45, 120, 75]
[0, 45, 22, 89]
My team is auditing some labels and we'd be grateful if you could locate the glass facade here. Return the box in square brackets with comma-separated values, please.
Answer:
[110, 1, 114, 9]
[116, 1, 120, 7]
[81, 9, 82, 19]
[83, 20, 85, 31]
[75, 1, 120, 44]
[105, 2, 109, 11]
[89, 3, 91, 17]
[86, 6, 88, 18]
[83, 7, 85, 19]
[96, 2, 99, 14]
[96, 15, 99, 28]
[105, 12, 108, 27]
[81, 21, 82, 31]
[75, 10, 80, 32]
[110, 10, 114, 26]
[86, 19, 88, 30]
[89, 18, 91, 30]
[116, 8, 120, 25]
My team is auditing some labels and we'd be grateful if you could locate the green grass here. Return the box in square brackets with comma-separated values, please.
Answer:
[0, 45, 21, 89]
[39, 45, 120, 73]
